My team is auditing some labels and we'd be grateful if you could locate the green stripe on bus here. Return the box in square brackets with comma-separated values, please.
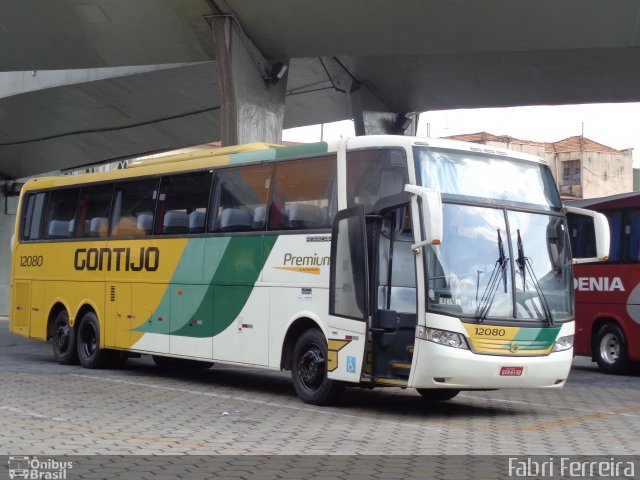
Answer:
[508, 327, 561, 349]
[229, 149, 277, 165]
[274, 142, 328, 160]
[134, 235, 278, 338]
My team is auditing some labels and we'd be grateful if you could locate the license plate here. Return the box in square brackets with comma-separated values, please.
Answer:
[500, 366, 524, 376]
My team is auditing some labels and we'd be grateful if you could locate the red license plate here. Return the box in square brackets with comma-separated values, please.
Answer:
[500, 366, 524, 376]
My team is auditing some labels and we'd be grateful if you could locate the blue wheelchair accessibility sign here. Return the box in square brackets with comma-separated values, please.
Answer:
[346, 355, 356, 374]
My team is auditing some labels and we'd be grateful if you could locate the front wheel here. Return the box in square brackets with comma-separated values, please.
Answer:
[76, 311, 111, 369]
[51, 310, 78, 365]
[291, 329, 344, 405]
[594, 322, 630, 374]
[416, 388, 460, 402]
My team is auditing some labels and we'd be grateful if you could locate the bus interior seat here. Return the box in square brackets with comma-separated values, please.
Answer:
[288, 203, 324, 229]
[253, 205, 266, 229]
[89, 217, 108, 237]
[219, 208, 252, 231]
[48, 220, 71, 238]
[163, 211, 189, 234]
[137, 213, 153, 234]
[188, 211, 206, 233]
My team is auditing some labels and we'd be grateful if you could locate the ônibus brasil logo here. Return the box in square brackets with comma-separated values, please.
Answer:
[7, 457, 72, 480]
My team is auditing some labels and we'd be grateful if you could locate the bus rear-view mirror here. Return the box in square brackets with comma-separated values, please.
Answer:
[404, 185, 443, 248]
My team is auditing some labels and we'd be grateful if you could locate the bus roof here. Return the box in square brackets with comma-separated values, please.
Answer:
[20, 135, 547, 192]
[565, 191, 640, 211]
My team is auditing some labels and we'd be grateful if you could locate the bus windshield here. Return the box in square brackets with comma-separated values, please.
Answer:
[425, 205, 573, 322]
[414, 147, 562, 209]
[415, 147, 572, 323]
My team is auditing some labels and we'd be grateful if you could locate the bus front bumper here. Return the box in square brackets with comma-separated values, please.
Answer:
[409, 338, 573, 389]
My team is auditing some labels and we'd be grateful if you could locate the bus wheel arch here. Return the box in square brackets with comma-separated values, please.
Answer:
[592, 318, 630, 374]
[280, 317, 323, 371]
[288, 325, 345, 405]
[48, 304, 78, 365]
[76, 309, 126, 369]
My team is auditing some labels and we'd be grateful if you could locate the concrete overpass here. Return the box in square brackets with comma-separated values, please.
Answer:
[1, 0, 640, 179]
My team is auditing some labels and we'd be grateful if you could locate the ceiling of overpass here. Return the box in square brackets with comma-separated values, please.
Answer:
[1, 0, 640, 179]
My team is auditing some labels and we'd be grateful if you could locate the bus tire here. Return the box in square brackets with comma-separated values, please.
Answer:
[51, 310, 78, 365]
[152, 355, 213, 369]
[76, 311, 110, 369]
[594, 322, 630, 374]
[416, 389, 460, 402]
[291, 328, 344, 405]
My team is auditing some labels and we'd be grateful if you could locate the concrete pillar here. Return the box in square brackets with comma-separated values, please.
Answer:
[350, 82, 418, 136]
[0, 183, 17, 316]
[212, 17, 289, 146]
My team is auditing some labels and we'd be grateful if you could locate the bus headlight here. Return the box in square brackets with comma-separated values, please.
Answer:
[552, 335, 574, 352]
[417, 326, 469, 350]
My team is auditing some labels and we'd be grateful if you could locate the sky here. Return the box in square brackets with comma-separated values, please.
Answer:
[283, 103, 640, 167]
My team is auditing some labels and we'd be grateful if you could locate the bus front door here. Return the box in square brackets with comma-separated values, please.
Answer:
[368, 206, 417, 386]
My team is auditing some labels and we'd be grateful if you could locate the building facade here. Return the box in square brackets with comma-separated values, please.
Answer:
[447, 132, 634, 199]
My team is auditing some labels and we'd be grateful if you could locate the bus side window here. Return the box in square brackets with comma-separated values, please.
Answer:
[21, 192, 47, 241]
[567, 213, 597, 258]
[44, 188, 80, 239]
[75, 184, 113, 238]
[269, 156, 336, 230]
[156, 171, 212, 235]
[627, 210, 640, 262]
[210, 164, 273, 232]
[606, 210, 622, 262]
[111, 179, 159, 237]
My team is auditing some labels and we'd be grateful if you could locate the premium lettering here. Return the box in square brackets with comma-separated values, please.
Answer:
[283, 252, 330, 267]
[74, 247, 159, 272]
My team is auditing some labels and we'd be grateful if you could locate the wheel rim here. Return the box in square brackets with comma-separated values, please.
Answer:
[600, 332, 620, 364]
[54, 323, 70, 354]
[80, 322, 97, 358]
[297, 343, 326, 391]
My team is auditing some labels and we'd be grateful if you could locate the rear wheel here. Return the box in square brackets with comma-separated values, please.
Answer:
[76, 311, 111, 369]
[416, 389, 460, 402]
[51, 310, 78, 365]
[152, 355, 213, 369]
[291, 328, 344, 405]
[594, 322, 630, 374]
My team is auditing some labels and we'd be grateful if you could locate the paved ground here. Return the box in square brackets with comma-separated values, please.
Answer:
[1, 317, 639, 477]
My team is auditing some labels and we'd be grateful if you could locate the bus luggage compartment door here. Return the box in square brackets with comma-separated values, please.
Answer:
[12, 281, 31, 337]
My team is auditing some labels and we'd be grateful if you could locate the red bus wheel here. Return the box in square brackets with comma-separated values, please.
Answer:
[594, 322, 630, 374]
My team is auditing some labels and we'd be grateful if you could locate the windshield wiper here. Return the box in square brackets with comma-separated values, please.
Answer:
[516, 229, 554, 326]
[475, 230, 509, 323]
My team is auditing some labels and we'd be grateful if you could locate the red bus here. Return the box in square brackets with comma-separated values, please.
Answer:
[568, 192, 640, 374]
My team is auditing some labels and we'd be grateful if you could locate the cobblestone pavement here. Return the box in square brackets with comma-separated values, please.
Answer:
[1, 317, 639, 477]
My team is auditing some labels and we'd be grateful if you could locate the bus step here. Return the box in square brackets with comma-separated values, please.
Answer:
[373, 377, 408, 387]
[390, 361, 411, 379]
[391, 362, 411, 370]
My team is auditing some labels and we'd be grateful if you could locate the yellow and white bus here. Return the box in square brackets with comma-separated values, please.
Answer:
[9, 136, 609, 405]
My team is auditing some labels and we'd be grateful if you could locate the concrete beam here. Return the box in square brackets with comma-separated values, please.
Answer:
[0, 64, 203, 99]
[350, 81, 417, 136]
[212, 16, 288, 146]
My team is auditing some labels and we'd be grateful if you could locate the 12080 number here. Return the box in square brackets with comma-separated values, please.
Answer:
[20, 255, 43, 267]
[475, 327, 506, 337]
